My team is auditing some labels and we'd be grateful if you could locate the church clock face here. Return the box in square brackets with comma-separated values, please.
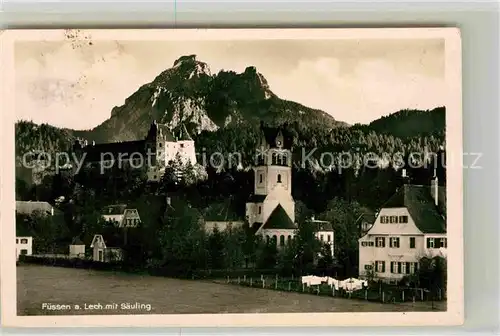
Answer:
[276, 140, 282, 147]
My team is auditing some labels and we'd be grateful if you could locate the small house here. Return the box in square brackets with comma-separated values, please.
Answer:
[90, 234, 124, 263]
[16, 236, 33, 260]
[69, 236, 85, 259]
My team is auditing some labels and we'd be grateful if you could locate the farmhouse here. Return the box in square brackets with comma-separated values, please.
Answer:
[358, 171, 447, 283]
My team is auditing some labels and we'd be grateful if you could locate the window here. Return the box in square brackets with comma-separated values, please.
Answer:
[380, 216, 388, 224]
[375, 237, 385, 248]
[280, 235, 285, 246]
[20, 249, 28, 255]
[364, 264, 372, 270]
[401, 262, 407, 274]
[282, 154, 288, 166]
[258, 206, 262, 214]
[427, 238, 435, 248]
[399, 215, 408, 223]
[180, 143, 185, 148]
[259, 174, 263, 183]
[390, 216, 398, 223]
[439, 238, 447, 248]
[287, 235, 292, 244]
[277, 174, 282, 183]
[159, 143, 162, 147]
[266, 235, 270, 243]
[320, 234, 324, 241]
[409, 262, 416, 274]
[20, 239, 28, 244]
[16, 239, 18, 244]
[410, 237, 416, 248]
[272, 153, 277, 165]
[390, 261, 398, 273]
[389, 237, 400, 248]
[272, 235, 277, 245]
[327, 235, 331, 242]
[375, 261, 385, 273]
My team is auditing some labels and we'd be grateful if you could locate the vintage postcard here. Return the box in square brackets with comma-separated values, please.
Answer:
[0, 28, 463, 327]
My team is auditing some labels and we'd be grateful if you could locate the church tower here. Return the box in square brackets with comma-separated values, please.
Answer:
[246, 123, 295, 234]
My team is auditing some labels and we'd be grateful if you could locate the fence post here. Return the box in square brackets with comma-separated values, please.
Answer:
[349, 291, 351, 299]
[402, 291, 405, 302]
[237, 276, 240, 284]
[365, 290, 368, 300]
[275, 280, 278, 290]
[227, 276, 229, 283]
[262, 279, 265, 288]
[420, 289, 424, 301]
[243, 275, 246, 282]
[438, 288, 442, 300]
[250, 278, 253, 286]
[332, 286, 335, 297]
[261, 274, 263, 281]
[302, 283, 305, 292]
[288, 282, 291, 291]
[382, 291, 385, 303]
[317, 286, 320, 295]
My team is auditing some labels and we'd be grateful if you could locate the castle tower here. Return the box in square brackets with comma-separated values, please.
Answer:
[246, 123, 295, 233]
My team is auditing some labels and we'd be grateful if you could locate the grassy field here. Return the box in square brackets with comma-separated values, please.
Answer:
[17, 265, 445, 315]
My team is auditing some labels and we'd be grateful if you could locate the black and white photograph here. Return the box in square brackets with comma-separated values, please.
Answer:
[1, 28, 463, 327]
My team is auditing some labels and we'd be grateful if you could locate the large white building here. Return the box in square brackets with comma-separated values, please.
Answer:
[73, 121, 197, 182]
[358, 173, 447, 283]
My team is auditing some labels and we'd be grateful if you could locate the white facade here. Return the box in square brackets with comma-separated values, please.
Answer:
[148, 123, 197, 182]
[69, 244, 85, 258]
[358, 207, 447, 283]
[316, 230, 335, 257]
[16, 236, 33, 260]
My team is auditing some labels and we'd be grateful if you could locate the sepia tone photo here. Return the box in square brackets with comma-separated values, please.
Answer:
[0, 28, 463, 327]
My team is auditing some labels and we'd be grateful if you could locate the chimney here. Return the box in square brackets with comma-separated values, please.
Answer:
[431, 168, 439, 206]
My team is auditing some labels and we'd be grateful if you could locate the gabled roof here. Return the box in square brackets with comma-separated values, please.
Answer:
[146, 122, 176, 142]
[102, 204, 128, 215]
[382, 184, 446, 233]
[261, 204, 296, 230]
[90, 233, 124, 249]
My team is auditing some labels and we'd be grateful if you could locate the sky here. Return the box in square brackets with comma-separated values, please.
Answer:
[15, 35, 445, 130]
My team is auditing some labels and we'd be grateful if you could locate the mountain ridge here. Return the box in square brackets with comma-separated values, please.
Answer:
[73, 55, 346, 144]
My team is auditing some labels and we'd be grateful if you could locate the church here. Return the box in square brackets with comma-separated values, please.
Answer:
[245, 123, 297, 247]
